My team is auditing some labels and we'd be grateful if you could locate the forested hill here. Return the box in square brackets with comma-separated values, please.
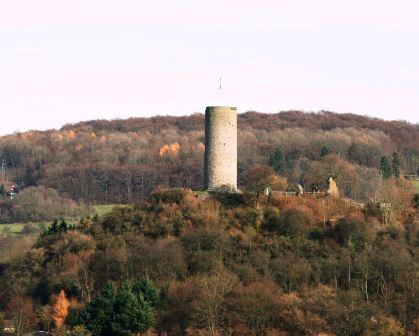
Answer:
[1, 111, 418, 204]
[64, 111, 418, 152]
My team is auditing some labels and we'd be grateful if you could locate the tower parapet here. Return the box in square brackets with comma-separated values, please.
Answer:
[204, 106, 237, 191]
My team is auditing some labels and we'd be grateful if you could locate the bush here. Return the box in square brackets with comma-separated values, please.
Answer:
[21, 223, 42, 235]
[211, 191, 246, 208]
[67, 325, 92, 336]
[149, 188, 190, 204]
[181, 229, 228, 275]
[263, 208, 309, 236]
[262, 206, 280, 232]
[278, 209, 309, 237]
[331, 218, 369, 250]
[271, 253, 313, 291]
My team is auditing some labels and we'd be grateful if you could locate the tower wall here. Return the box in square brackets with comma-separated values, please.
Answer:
[204, 106, 237, 190]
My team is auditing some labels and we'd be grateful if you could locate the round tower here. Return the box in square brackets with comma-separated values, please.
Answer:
[204, 106, 237, 191]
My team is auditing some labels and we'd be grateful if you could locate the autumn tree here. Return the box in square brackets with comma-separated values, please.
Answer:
[157, 279, 201, 335]
[38, 305, 54, 332]
[227, 282, 282, 335]
[6, 296, 36, 336]
[193, 268, 237, 335]
[377, 178, 414, 225]
[53, 290, 70, 329]
[365, 314, 405, 336]
[243, 165, 287, 208]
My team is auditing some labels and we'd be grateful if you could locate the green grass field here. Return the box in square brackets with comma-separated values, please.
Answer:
[0, 204, 118, 236]
[0, 223, 26, 234]
[93, 204, 117, 217]
[412, 179, 419, 193]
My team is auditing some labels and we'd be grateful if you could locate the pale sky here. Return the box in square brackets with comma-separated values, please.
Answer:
[1, 0, 418, 135]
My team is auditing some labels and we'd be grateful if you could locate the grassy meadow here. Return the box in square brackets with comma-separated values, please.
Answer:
[0, 204, 117, 235]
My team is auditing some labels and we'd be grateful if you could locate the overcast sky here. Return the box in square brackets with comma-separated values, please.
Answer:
[1, 0, 418, 135]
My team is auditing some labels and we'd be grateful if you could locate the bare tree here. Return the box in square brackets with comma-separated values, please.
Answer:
[193, 267, 237, 336]
[6, 296, 36, 336]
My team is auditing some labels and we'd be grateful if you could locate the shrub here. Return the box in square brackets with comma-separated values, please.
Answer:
[331, 217, 369, 250]
[21, 223, 42, 235]
[149, 188, 190, 204]
[262, 206, 280, 232]
[278, 209, 309, 237]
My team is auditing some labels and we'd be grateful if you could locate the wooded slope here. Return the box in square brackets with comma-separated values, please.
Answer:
[1, 111, 417, 203]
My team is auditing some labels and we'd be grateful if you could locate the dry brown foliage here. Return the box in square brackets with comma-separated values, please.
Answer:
[52, 290, 70, 329]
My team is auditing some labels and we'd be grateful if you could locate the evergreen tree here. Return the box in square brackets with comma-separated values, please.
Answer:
[380, 156, 392, 179]
[268, 148, 282, 173]
[0, 184, 5, 195]
[413, 193, 419, 210]
[82, 282, 117, 336]
[320, 145, 329, 158]
[285, 154, 294, 171]
[132, 278, 162, 309]
[70, 281, 154, 336]
[392, 152, 401, 178]
[110, 283, 153, 336]
[49, 220, 60, 234]
[43, 219, 75, 236]
[58, 220, 69, 233]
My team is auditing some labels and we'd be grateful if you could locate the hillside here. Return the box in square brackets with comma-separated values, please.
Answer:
[0, 111, 418, 335]
[0, 189, 417, 335]
[0, 111, 418, 205]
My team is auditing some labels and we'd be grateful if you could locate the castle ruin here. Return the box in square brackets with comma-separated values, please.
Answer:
[204, 106, 238, 191]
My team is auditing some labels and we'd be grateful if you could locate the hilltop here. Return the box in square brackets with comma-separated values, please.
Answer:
[0, 111, 418, 205]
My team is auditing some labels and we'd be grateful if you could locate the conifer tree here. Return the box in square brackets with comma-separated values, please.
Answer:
[70, 281, 154, 336]
[392, 152, 401, 178]
[49, 219, 59, 234]
[380, 156, 392, 179]
[269, 148, 282, 173]
[53, 290, 70, 329]
[320, 144, 329, 157]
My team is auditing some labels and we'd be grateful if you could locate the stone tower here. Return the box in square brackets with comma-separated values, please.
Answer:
[204, 106, 237, 191]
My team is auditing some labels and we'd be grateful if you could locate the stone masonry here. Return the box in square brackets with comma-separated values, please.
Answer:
[204, 106, 237, 191]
